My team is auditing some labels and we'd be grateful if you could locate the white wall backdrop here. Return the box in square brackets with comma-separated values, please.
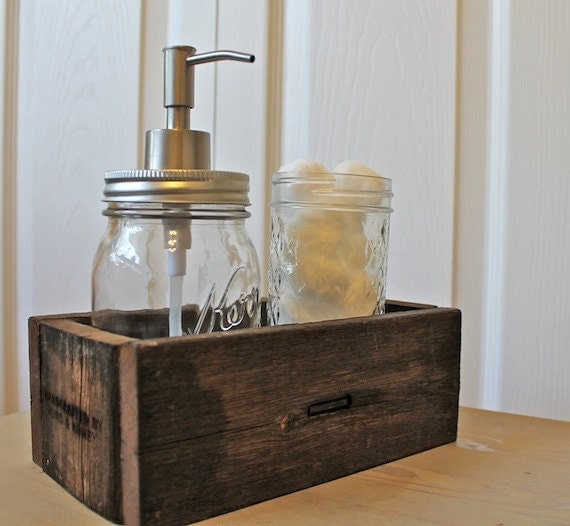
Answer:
[10, 0, 143, 414]
[492, 0, 570, 418]
[455, 0, 570, 420]
[1, 0, 569, 421]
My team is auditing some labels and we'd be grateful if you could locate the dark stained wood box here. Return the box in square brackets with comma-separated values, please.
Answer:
[29, 300, 461, 526]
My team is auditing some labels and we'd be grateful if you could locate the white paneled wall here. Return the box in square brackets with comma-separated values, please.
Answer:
[456, 0, 570, 420]
[495, 0, 570, 418]
[5, 0, 143, 413]
[453, 0, 492, 412]
[2, 1, 569, 420]
[0, 0, 12, 413]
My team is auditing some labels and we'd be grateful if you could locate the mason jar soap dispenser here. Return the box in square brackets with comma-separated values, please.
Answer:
[92, 46, 260, 338]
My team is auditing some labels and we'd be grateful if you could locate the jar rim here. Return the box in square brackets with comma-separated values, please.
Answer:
[273, 169, 392, 187]
[271, 170, 393, 211]
[103, 169, 251, 206]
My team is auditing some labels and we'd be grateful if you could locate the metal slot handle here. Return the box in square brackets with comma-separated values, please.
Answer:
[308, 395, 352, 417]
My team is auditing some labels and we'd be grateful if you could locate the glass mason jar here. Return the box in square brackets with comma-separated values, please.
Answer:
[269, 170, 393, 325]
[92, 169, 260, 338]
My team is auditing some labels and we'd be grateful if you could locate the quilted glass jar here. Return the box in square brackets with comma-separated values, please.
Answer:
[269, 170, 393, 325]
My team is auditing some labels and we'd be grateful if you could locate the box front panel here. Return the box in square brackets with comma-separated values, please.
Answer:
[122, 308, 461, 525]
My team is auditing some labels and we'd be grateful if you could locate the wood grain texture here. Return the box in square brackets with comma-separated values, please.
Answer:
[3, 408, 569, 525]
[29, 313, 95, 463]
[202, 409, 570, 525]
[32, 317, 133, 523]
[120, 307, 460, 525]
[29, 303, 460, 525]
[28, 316, 43, 464]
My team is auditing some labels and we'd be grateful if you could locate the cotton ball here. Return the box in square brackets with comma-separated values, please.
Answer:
[279, 158, 328, 174]
[334, 160, 386, 193]
[333, 160, 381, 177]
[276, 158, 332, 204]
[282, 209, 376, 321]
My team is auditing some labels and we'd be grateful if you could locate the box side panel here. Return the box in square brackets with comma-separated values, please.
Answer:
[29, 317, 43, 464]
[125, 308, 461, 525]
[38, 320, 124, 523]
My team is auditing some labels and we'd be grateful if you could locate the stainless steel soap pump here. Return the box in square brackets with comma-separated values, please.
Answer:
[145, 46, 254, 171]
[92, 46, 260, 338]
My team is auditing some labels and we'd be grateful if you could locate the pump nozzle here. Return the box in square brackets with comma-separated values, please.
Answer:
[145, 46, 255, 171]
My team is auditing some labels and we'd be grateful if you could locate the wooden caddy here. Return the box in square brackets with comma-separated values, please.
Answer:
[29, 301, 461, 526]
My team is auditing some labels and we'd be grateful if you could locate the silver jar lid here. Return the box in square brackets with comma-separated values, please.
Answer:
[103, 169, 251, 205]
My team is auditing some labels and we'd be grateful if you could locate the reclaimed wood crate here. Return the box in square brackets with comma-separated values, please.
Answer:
[29, 300, 461, 526]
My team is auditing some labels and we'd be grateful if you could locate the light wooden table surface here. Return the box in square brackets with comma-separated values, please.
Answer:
[1, 407, 568, 525]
